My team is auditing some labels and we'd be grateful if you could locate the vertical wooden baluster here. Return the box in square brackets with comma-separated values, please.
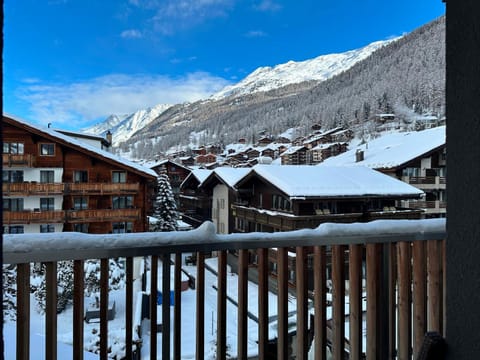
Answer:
[45, 261, 58, 360]
[314, 246, 327, 360]
[17, 263, 30, 360]
[217, 251, 227, 360]
[397, 242, 412, 360]
[151, 255, 158, 360]
[332, 245, 345, 360]
[296, 246, 308, 360]
[258, 248, 269, 360]
[73, 260, 84, 360]
[162, 253, 171, 360]
[442, 239, 447, 336]
[237, 249, 248, 360]
[125, 257, 134, 359]
[100, 258, 109, 359]
[277, 247, 288, 360]
[389, 243, 397, 360]
[427, 240, 441, 332]
[174, 252, 182, 360]
[196, 252, 205, 360]
[366, 244, 379, 360]
[412, 241, 426, 358]
[349, 244, 362, 360]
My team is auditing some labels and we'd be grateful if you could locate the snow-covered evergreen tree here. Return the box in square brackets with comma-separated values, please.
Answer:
[33, 261, 74, 314]
[152, 172, 178, 232]
[3, 264, 17, 321]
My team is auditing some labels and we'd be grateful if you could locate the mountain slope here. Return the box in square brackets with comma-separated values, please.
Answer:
[83, 103, 172, 145]
[123, 16, 445, 160]
[211, 39, 396, 100]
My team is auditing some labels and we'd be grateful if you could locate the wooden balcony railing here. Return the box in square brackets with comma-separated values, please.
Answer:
[2, 153, 35, 167]
[3, 210, 65, 224]
[402, 200, 447, 212]
[66, 208, 141, 222]
[66, 182, 140, 194]
[402, 176, 446, 189]
[3, 182, 64, 195]
[3, 218, 446, 360]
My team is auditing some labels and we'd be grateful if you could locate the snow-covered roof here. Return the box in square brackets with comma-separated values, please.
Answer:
[147, 159, 191, 172]
[179, 169, 213, 189]
[240, 165, 423, 198]
[311, 142, 343, 150]
[321, 126, 445, 169]
[201, 167, 250, 188]
[282, 145, 306, 155]
[4, 113, 157, 178]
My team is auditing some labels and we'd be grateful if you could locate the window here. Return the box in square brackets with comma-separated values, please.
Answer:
[40, 143, 55, 156]
[112, 196, 133, 209]
[73, 223, 89, 233]
[272, 194, 291, 211]
[4, 226, 24, 234]
[112, 171, 126, 183]
[112, 222, 133, 233]
[40, 198, 55, 211]
[40, 224, 55, 233]
[3, 142, 24, 154]
[4, 198, 24, 211]
[74, 170, 88, 183]
[40, 170, 55, 183]
[3, 170, 24, 183]
[73, 197, 88, 210]
[220, 199, 225, 209]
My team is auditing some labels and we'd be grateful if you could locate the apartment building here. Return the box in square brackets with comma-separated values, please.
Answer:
[2, 114, 157, 234]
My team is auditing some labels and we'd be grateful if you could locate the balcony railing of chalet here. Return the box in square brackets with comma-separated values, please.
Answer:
[4, 219, 446, 360]
[402, 176, 447, 188]
[3, 210, 65, 224]
[3, 182, 64, 195]
[2, 153, 35, 167]
[67, 208, 141, 222]
[66, 182, 140, 194]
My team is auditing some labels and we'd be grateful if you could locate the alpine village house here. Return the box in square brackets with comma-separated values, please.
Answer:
[2, 114, 157, 235]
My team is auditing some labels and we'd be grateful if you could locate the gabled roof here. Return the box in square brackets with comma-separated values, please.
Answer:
[200, 167, 250, 190]
[321, 126, 446, 170]
[3, 113, 157, 178]
[179, 169, 213, 189]
[148, 159, 192, 172]
[282, 145, 307, 155]
[235, 165, 423, 199]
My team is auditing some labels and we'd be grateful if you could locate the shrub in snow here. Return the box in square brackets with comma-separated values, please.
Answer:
[85, 327, 130, 359]
[3, 264, 17, 321]
[84, 259, 125, 308]
[152, 173, 178, 232]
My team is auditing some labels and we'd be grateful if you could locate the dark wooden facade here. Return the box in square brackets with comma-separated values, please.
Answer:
[2, 115, 156, 234]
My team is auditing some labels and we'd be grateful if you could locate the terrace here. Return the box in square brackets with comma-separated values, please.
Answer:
[4, 218, 446, 360]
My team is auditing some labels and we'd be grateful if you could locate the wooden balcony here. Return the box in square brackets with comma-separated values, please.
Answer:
[66, 208, 141, 223]
[2, 153, 35, 167]
[3, 182, 64, 195]
[401, 200, 447, 214]
[66, 182, 140, 194]
[3, 210, 65, 224]
[4, 219, 446, 360]
[402, 176, 447, 190]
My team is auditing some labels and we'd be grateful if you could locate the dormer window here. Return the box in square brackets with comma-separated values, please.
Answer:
[40, 143, 55, 156]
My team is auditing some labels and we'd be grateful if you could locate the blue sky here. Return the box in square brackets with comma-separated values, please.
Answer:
[4, 0, 445, 130]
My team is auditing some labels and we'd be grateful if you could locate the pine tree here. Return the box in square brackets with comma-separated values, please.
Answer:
[152, 172, 178, 232]
[3, 264, 17, 321]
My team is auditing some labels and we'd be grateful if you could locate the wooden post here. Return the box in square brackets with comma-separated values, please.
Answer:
[366, 244, 379, 360]
[217, 251, 227, 360]
[151, 255, 158, 360]
[349, 244, 362, 360]
[17, 263, 30, 360]
[332, 245, 345, 360]
[296, 246, 308, 360]
[174, 253, 182, 360]
[100, 258, 109, 360]
[237, 249, 248, 360]
[427, 240, 441, 332]
[314, 246, 327, 360]
[125, 257, 134, 360]
[45, 261, 58, 360]
[277, 247, 289, 360]
[73, 260, 84, 360]
[412, 241, 426, 358]
[196, 252, 205, 360]
[258, 248, 269, 360]
[397, 242, 412, 360]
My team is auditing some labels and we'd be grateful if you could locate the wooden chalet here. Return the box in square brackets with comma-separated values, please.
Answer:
[149, 159, 192, 200]
[322, 126, 447, 217]
[195, 153, 217, 165]
[178, 169, 212, 227]
[232, 165, 424, 233]
[280, 146, 309, 165]
[2, 114, 157, 234]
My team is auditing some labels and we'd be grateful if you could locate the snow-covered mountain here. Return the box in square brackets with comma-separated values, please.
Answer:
[82, 103, 172, 145]
[210, 38, 398, 100]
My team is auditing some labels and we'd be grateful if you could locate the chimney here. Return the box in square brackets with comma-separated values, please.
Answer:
[355, 149, 364, 162]
[106, 130, 112, 145]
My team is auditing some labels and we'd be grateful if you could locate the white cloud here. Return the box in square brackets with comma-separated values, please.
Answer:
[120, 29, 143, 39]
[245, 30, 267, 38]
[253, 0, 282, 12]
[151, 0, 235, 35]
[17, 73, 230, 128]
